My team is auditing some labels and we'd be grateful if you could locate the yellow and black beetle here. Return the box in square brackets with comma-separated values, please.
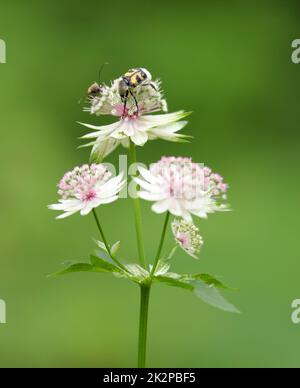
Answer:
[118, 67, 156, 116]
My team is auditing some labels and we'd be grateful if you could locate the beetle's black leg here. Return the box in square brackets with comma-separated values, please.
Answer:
[122, 90, 129, 118]
[130, 90, 139, 115]
[142, 82, 157, 91]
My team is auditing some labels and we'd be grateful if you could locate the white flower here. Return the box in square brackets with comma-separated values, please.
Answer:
[171, 219, 203, 259]
[135, 156, 230, 222]
[48, 164, 125, 219]
[79, 75, 190, 161]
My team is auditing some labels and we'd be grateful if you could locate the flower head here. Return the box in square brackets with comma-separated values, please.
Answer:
[87, 78, 168, 117]
[79, 72, 191, 161]
[135, 156, 230, 221]
[171, 219, 203, 259]
[48, 164, 125, 219]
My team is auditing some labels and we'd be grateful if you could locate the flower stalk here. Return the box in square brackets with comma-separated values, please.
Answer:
[150, 211, 170, 276]
[138, 284, 151, 368]
[128, 139, 150, 366]
[137, 211, 170, 368]
[92, 209, 127, 272]
[129, 140, 146, 269]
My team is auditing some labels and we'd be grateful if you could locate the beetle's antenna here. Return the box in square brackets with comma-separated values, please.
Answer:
[78, 62, 109, 104]
[98, 62, 109, 84]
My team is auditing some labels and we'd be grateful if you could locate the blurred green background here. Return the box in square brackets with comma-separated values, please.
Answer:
[0, 0, 300, 368]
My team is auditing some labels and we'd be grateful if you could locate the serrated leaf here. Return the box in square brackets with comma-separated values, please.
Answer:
[90, 254, 123, 273]
[189, 273, 238, 291]
[154, 275, 194, 290]
[111, 241, 120, 255]
[194, 281, 240, 314]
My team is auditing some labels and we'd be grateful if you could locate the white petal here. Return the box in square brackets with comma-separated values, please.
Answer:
[110, 121, 129, 139]
[78, 121, 120, 133]
[91, 137, 120, 161]
[123, 121, 135, 136]
[97, 195, 118, 205]
[110, 132, 127, 140]
[131, 130, 148, 146]
[134, 177, 162, 194]
[181, 211, 193, 222]
[189, 209, 208, 219]
[80, 204, 93, 216]
[95, 173, 125, 199]
[48, 199, 82, 212]
[138, 191, 167, 201]
[151, 199, 172, 214]
[56, 210, 79, 219]
[140, 111, 188, 127]
[149, 121, 188, 141]
[131, 118, 153, 132]
[80, 131, 102, 140]
[137, 166, 158, 185]
[121, 138, 130, 148]
[168, 200, 185, 217]
[48, 203, 65, 211]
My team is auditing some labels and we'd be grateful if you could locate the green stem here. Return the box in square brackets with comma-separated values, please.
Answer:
[137, 212, 170, 367]
[92, 209, 127, 272]
[150, 212, 170, 276]
[128, 140, 146, 268]
[138, 284, 151, 368]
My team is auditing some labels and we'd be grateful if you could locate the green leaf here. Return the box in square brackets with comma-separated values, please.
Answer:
[194, 281, 240, 314]
[94, 249, 116, 265]
[90, 254, 123, 273]
[189, 273, 238, 291]
[48, 251, 125, 277]
[94, 240, 121, 257]
[111, 241, 120, 255]
[48, 263, 106, 277]
[95, 239, 108, 253]
[154, 275, 194, 290]
[121, 264, 150, 284]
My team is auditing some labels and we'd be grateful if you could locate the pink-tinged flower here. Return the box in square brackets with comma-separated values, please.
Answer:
[135, 156, 230, 221]
[79, 76, 191, 161]
[171, 219, 203, 259]
[48, 164, 125, 219]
